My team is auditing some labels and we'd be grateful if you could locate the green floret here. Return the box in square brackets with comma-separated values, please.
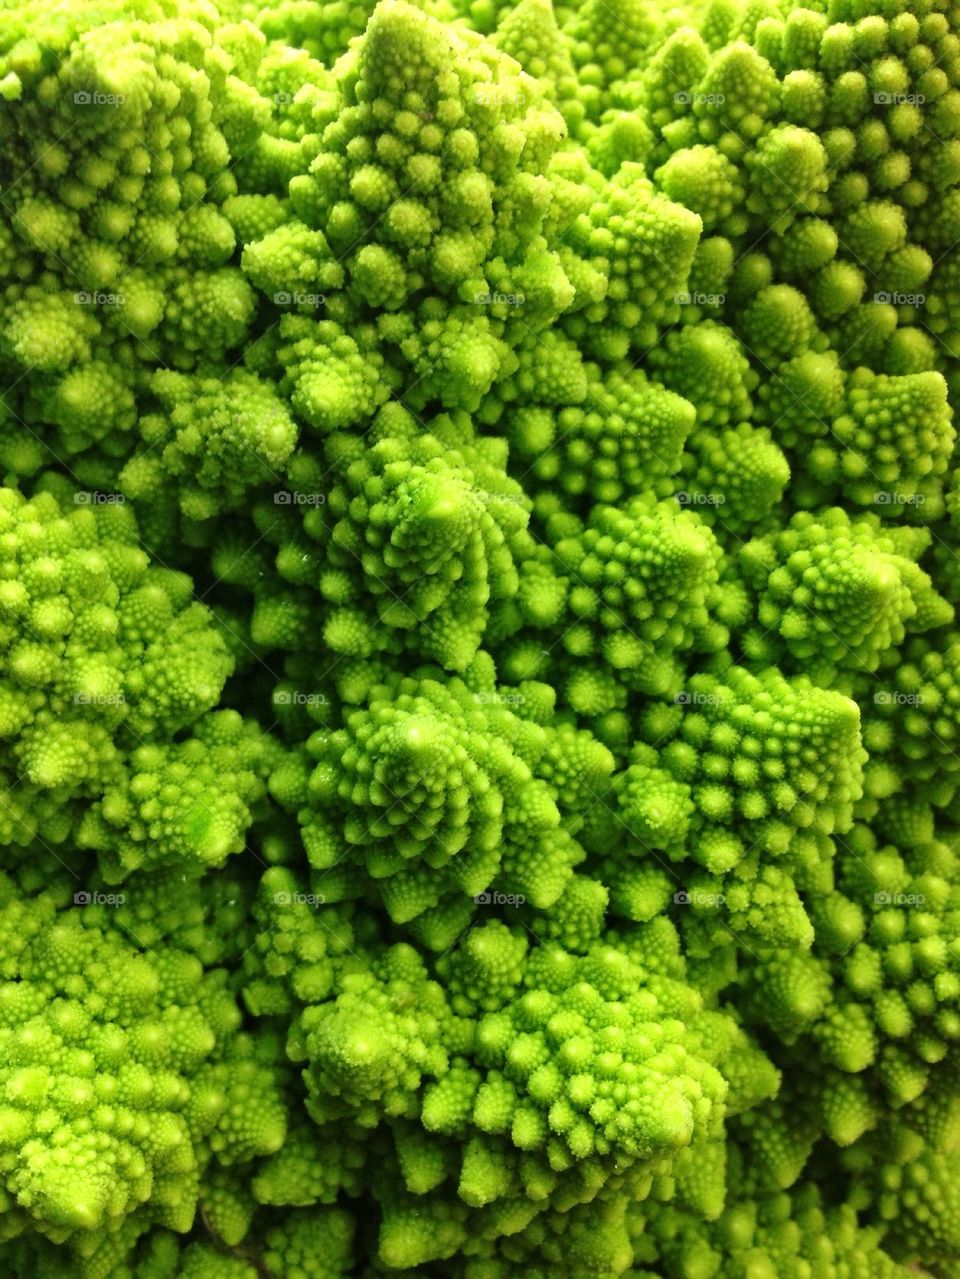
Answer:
[295, 935, 727, 1258]
[493, 0, 584, 133]
[0, 0, 276, 469]
[120, 368, 300, 519]
[745, 124, 829, 230]
[262, 0, 571, 317]
[755, 349, 846, 451]
[647, 320, 756, 427]
[679, 421, 790, 531]
[262, 1207, 356, 1278]
[98, 865, 256, 967]
[508, 364, 695, 504]
[77, 710, 283, 878]
[285, 672, 563, 921]
[253, 1119, 367, 1206]
[650, 0, 958, 384]
[584, 664, 865, 951]
[561, 163, 702, 355]
[655, 145, 746, 235]
[742, 818, 960, 1122]
[302, 409, 531, 671]
[0, 484, 232, 816]
[242, 870, 368, 1017]
[739, 509, 952, 679]
[861, 631, 960, 797]
[0, 875, 282, 1240]
[240, 220, 346, 300]
[584, 107, 654, 176]
[275, 315, 392, 431]
[816, 368, 955, 514]
[561, 0, 657, 118]
[643, 1171, 912, 1279]
[549, 491, 727, 672]
[850, 1100, 960, 1271]
[446, 1196, 639, 1278]
[252, 0, 380, 66]
[740, 284, 820, 365]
